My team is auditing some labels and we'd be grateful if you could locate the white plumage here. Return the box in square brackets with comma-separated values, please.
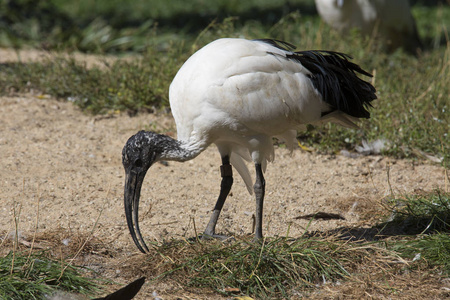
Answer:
[314, 0, 423, 54]
[122, 38, 376, 253]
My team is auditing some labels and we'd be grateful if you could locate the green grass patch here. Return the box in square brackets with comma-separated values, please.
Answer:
[381, 191, 450, 235]
[392, 233, 450, 275]
[380, 191, 450, 275]
[0, 0, 315, 52]
[0, 52, 179, 114]
[0, 250, 102, 299]
[142, 236, 355, 298]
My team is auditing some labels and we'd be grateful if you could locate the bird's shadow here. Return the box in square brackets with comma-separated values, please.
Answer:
[306, 210, 450, 242]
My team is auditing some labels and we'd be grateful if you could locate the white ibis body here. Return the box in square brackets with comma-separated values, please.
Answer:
[314, 0, 422, 54]
[122, 38, 376, 253]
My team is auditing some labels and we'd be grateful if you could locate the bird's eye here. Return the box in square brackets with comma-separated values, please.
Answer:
[134, 159, 143, 167]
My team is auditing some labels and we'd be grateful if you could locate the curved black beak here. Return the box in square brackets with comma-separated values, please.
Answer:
[124, 170, 149, 253]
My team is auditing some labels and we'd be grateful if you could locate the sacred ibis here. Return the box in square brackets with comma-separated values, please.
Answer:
[122, 38, 376, 253]
[314, 0, 423, 54]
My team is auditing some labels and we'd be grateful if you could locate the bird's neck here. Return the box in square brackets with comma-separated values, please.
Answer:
[157, 134, 206, 162]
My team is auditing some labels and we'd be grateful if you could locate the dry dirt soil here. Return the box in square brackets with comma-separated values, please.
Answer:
[0, 49, 448, 299]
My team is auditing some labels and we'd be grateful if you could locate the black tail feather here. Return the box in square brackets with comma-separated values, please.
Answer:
[256, 39, 377, 119]
[290, 50, 376, 118]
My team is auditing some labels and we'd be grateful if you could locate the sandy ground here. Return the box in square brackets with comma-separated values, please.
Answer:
[0, 49, 448, 299]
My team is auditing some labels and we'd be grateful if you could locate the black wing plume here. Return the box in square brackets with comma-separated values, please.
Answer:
[256, 39, 377, 118]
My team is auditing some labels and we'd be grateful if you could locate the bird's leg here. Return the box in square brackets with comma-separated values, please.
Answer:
[254, 163, 265, 240]
[203, 156, 233, 238]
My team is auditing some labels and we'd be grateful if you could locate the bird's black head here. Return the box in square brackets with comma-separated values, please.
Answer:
[122, 130, 159, 175]
[122, 130, 161, 253]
